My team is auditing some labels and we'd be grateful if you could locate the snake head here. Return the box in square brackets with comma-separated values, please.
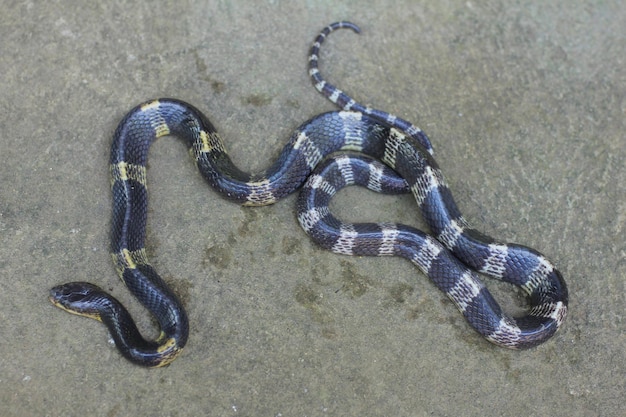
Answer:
[49, 282, 108, 321]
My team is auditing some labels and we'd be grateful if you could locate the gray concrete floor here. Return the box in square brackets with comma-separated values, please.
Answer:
[1, 1, 624, 416]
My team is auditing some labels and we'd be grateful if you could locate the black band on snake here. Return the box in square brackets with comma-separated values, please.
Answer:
[50, 22, 568, 367]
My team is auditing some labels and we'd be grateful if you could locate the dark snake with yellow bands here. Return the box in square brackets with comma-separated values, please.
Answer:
[49, 22, 568, 367]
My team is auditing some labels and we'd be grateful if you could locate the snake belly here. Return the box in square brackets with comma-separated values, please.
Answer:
[49, 21, 568, 367]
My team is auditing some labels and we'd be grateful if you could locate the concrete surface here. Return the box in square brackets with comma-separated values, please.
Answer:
[1, 1, 624, 416]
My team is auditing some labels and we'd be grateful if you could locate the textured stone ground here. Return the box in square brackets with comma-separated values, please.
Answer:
[1, 1, 623, 415]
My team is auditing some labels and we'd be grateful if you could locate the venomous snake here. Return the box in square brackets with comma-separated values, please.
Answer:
[50, 22, 568, 367]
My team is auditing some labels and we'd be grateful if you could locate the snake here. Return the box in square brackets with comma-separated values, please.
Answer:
[49, 22, 568, 367]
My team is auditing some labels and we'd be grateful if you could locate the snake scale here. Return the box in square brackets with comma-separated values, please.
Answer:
[49, 22, 568, 367]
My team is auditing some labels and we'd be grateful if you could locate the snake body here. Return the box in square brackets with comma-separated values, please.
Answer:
[49, 22, 567, 367]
